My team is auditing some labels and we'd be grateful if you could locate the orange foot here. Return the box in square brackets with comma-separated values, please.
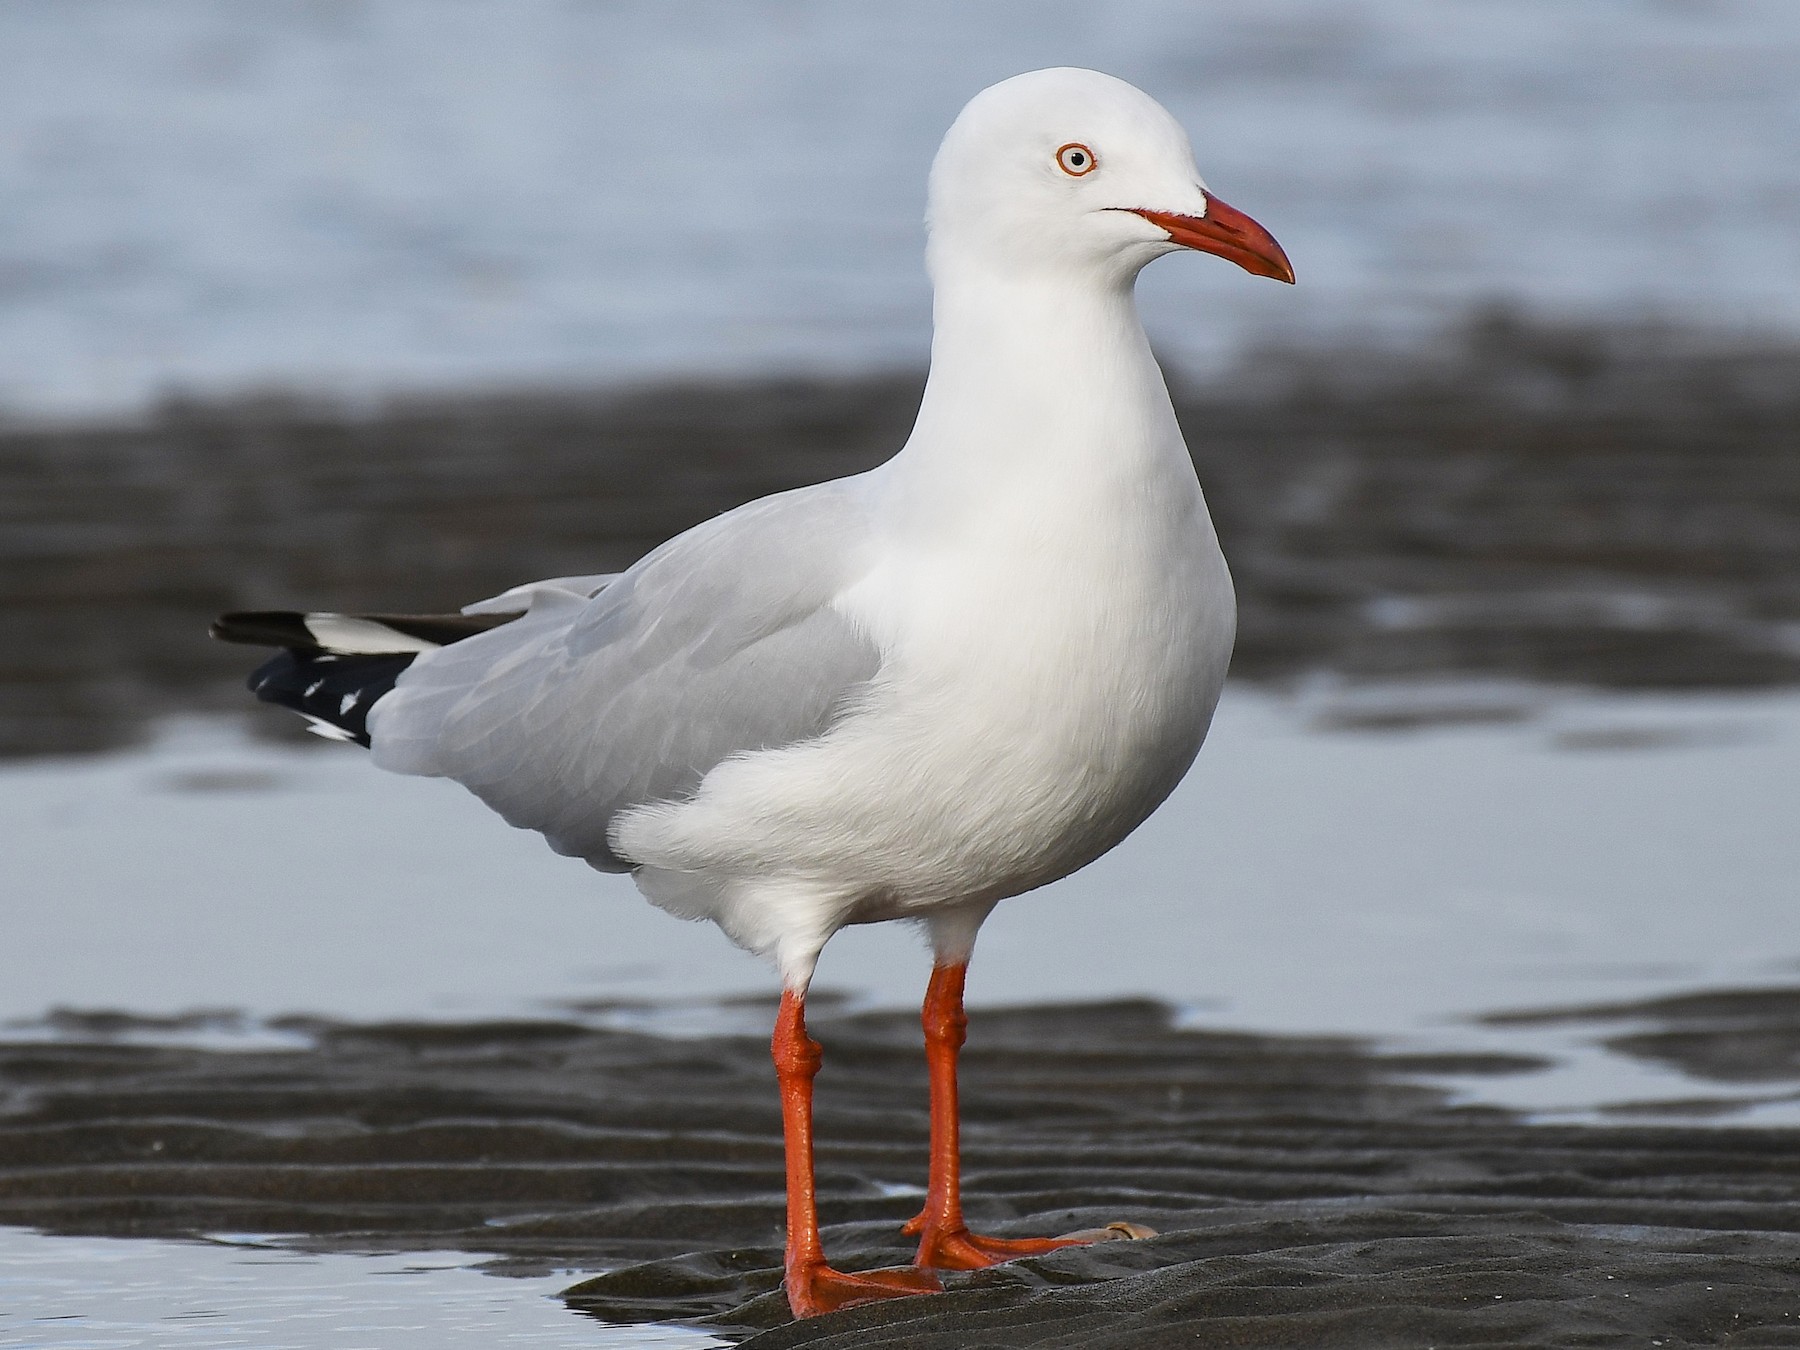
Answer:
[910, 1225, 1082, 1270]
[786, 1259, 942, 1318]
[904, 1218, 1157, 1271]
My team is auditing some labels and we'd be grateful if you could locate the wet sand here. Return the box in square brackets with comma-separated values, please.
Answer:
[6, 310, 1800, 758]
[5, 997, 1800, 1345]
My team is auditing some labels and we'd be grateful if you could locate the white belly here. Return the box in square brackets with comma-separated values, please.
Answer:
[856, 507, 1234, 904]
[614, 477, 1236, 946]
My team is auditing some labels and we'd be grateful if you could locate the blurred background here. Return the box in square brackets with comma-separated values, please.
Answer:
[5, 0, 1800, 1119]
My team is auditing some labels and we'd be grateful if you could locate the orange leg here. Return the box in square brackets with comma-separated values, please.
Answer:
[774, 989, 941, 1318]
[902, 962, 1092, 1270]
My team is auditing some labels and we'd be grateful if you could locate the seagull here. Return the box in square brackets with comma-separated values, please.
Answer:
[213, 67, 1292, 1319]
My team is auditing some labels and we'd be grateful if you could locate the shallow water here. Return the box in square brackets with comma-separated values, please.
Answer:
[0, 1229, 723, 1349]
[7, 684, 1799, 1121]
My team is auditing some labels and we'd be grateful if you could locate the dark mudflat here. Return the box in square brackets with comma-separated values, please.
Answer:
[7, 309, 1800, 758]
[4, 998, 1799, 1346]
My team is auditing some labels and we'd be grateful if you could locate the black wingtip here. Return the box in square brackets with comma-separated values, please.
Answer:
[247, 648, 417, 746]
[213, 611, 318, 649]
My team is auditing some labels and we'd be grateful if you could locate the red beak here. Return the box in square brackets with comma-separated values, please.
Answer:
[1131, 194, 1295, 284]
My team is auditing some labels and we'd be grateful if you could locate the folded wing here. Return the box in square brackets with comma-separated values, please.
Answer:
[368, 482, 883, 871]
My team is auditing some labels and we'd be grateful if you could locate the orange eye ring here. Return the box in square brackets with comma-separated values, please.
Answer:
[1055, 142, 1097, 177]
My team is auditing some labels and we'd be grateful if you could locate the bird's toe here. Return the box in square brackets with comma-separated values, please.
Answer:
[785, 1260, 942, 1318]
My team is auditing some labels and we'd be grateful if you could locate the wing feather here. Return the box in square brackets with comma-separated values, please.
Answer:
[367, 482, 881, 871]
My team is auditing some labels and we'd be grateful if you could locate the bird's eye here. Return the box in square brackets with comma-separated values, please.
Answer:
[1055, 143, 1097, 177]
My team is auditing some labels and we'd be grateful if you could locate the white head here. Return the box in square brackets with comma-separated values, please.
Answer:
[927, 68, 1292, 288]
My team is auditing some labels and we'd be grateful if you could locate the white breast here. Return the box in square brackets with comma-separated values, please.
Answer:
[615, 433, 1236, 939]
[841, 452, 1234, 904]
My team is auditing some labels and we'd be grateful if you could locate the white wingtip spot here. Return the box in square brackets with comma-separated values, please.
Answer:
[302, 714, 356, 742]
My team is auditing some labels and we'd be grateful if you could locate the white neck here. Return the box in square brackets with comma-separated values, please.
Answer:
[881, 255, 1195, 537]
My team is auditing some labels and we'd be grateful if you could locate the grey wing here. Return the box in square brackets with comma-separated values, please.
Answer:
[459, 573, 619, 615]
[367, 480, 882, 871]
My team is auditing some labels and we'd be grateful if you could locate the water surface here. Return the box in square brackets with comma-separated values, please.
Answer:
[3, 0, 1797, 418]
[8, 684, 1799, 1120]
[0, 1229, 721, 1349]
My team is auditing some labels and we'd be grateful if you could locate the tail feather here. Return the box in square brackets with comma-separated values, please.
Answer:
[210, 611, 317, 649]
[214, 607, 522, 746]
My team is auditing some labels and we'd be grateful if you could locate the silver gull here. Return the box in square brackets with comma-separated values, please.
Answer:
[214, 66, 1293, 1318]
